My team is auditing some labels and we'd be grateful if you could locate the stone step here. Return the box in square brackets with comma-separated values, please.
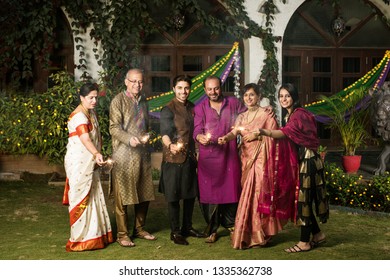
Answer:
[0, 172, 22, 181]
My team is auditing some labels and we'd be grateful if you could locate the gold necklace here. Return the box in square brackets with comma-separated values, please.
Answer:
[248, 105, 259, 112]
[80, 104, 90, 118]
[80, 104, 95, 126]
[245, 107, 259, 124]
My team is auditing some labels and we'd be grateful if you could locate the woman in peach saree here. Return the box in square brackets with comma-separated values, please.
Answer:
[219, 83, 296, 249]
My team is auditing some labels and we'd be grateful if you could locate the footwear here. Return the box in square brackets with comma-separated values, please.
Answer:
[182, 228, 207, 238]
[205, 232, 218, 243]
[264, 235, 272, 243]
[284, 244, 311, 253]
[310, 238, 326, 248]
[133, 230, 157, 241]
[117, 236, 135, 247]
[170, 232, 189, 245]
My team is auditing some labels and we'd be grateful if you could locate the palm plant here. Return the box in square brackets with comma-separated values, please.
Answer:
[317, 87, 370, 156]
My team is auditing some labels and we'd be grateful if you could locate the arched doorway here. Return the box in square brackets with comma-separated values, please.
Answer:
[282, 0, 390, 142]
[130, 0, 239, 98]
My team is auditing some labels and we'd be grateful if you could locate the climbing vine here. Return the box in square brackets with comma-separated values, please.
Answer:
[1, 0, 389, 96]
[1, 0, 276, 94]
[0, 0, 58, 91]
[257, 0, 284, 108]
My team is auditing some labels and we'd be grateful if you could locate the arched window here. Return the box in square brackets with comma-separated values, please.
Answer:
[127, 0, 239, 98]
[282, 0, 390, 141]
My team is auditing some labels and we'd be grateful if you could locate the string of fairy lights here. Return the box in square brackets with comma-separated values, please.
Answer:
[304, 50, 390, 117]
[146, 42, 240, 114]
[148, 46, 389, 144]
[146, 42, 241, 145]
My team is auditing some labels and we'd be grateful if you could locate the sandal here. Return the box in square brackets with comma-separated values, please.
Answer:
[310, 238, 326, 248]
[133, 230, 157, 241]
[117, 236, 135, 247]
[264, 235, 272, 243]
[205, 232, 218, 243]
[284, 244, 311, 253]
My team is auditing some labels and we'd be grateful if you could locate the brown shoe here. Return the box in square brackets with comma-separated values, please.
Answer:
[181, 228, 207, 238]
[170, 232, 189, 245]
[205, 232, 218, 243]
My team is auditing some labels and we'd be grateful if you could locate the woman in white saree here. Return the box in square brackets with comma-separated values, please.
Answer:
[63, 82, 113, 251]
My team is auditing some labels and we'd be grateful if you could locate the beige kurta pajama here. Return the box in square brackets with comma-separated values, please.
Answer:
[109, 91, 155, 238]
[109, 91, 155, 205]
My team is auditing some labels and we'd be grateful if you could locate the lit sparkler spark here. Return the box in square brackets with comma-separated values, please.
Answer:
[101, 157, 115, 174]
[141, 133, 150, 144]
[205, 132, 211, 140]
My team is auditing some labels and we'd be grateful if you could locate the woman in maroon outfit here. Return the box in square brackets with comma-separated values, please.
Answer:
[257, 83, 329, 253]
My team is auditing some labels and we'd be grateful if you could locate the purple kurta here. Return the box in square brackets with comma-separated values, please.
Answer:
[193, 96, 247, 204]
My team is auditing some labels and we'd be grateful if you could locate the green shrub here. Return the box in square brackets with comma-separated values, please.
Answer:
[325, 162, 390, 212]
[0, 72, 115, 164]
[0, 73, 79, 163]
[152, 168, 161, 181]
[0, 71, 162, 164]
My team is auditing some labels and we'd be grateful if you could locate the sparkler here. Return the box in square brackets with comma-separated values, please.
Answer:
[140, 133, 150, 144]
[102, 157, 115, 174]
[176, 142, 183, 150]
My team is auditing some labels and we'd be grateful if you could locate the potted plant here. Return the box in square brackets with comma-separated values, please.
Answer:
[317, 145, 327, 162]
[317, 87, 370, 173]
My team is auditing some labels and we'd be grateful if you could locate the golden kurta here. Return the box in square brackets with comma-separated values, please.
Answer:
[109, 91, 155, 205]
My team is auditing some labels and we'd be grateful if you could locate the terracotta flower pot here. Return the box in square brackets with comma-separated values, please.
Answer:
[320, 151, 327, 162]
[342, 155, 362, 174]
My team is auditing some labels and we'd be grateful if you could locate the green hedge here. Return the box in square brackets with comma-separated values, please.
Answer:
[0, 71, 165, 164]
[0, 72, 115, 164]
[325, 163, 390, 213]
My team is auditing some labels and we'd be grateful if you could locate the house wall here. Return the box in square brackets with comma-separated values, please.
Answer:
[243, 0, 304, 86]
[66, 0, 388, 95]
[65, 1, 307, 85]
[62, 9, 104, 81]
[243, 0, 387, 103]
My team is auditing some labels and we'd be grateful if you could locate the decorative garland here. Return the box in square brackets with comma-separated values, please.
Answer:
[147, 42, 241, 115]
[305, 50, 390, 123]
[1, 0, 389, 103]
[0, 0, 279, 99]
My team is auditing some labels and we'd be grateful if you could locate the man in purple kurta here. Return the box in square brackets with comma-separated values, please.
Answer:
[193, 76, 246, 243]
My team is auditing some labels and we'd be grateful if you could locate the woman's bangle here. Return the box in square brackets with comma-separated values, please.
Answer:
[258, 129, 272, 137]
[93, 151, 99, 159]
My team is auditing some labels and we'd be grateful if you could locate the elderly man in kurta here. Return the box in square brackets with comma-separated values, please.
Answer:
[109, 68, 156, 247]
[193, 76, 247, 243]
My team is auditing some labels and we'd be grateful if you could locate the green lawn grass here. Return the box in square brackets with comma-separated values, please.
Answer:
[1, 179, 390, 260]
